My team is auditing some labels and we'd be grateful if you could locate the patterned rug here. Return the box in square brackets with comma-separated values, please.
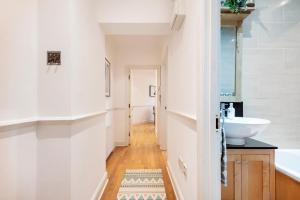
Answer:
[117, 169, 167, 200]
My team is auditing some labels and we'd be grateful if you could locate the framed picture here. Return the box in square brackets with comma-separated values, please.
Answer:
[47, 51, 61, 65]
[149, 85, 156, 97]
[105, 58, 111, 97]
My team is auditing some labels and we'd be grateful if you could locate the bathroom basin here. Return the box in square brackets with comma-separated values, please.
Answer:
[221, 117, 271, 145]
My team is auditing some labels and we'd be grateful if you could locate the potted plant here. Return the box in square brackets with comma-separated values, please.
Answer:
[221, 0, 248, 13]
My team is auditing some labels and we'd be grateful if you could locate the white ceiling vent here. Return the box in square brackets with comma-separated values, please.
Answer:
[170, 0, 186, 31]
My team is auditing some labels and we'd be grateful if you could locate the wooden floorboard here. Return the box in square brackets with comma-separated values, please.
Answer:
[100, 123, 176, 200]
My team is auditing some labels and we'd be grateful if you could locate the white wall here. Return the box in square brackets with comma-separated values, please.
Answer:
[38, 0, 72, 117]
[36, 122, 71, 200]
[105, 37, 116, 157]
[166, 0, 201, 199]
[38, 0, 107, 199]
[0, 0, 108, 199]
[70, 0, 105, 115]
[68, 3, 107, 198]
[242, 0, 300, 148]
[0, 1, 38, 199]
[70, 116, 106, 200]
[0, 0, 38, 120]
[0, 125, 37, 200]
[131, 69, 157, 124]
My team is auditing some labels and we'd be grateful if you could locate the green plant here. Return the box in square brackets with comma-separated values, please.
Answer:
[223, 0, 247, 13]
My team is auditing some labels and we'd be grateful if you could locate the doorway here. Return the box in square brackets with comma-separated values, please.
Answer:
[129, 69, 158, 144]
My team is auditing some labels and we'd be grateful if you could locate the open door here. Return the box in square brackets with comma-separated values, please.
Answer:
[196, 0, 221, 199]
[157, 61, 168, 150]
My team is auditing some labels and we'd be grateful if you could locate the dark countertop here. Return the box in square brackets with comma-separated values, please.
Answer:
[227, 138, 278, 149]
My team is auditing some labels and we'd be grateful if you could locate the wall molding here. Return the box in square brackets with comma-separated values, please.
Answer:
[167, 161, 185, 200]
[167, 110, 196, 122]
[167, 109, 197, 130]
[90, 171, 108, 200]
[0, 111, 107, 128]
[39, 111, 107, 122]
[106, 107, 127, 111]
[0, 118, 37, 128]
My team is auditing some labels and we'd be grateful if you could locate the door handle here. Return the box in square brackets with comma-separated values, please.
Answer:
[216, 115, 220, 130]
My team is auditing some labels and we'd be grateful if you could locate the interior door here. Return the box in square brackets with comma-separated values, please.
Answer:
[157, 64, 168, 150]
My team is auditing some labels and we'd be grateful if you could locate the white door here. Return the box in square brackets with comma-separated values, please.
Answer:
[196, 0, 220, 199]
[157, 64, 168, 150]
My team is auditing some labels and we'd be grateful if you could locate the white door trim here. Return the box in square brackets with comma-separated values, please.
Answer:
[127, 66, 160, 146]
[197, 0, 220, 199]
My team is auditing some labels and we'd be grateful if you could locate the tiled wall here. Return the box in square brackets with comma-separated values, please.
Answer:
[242, 0, 300, 148]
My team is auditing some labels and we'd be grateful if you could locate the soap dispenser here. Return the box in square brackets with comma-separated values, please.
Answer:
[227, 103, 235, 119]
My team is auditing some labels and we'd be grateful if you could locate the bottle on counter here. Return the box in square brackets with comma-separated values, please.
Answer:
[227, 103, 235, 119]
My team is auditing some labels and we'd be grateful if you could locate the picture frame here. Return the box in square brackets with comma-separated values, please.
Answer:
[105, 58, 111, 97]
[149, 85, 156, 97]
[47, 51, 61, 65]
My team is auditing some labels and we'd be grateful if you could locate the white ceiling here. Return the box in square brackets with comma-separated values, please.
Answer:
[107, 35, 167, 49]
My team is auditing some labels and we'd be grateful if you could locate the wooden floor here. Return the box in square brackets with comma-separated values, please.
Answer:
[101, 123, 176, 200]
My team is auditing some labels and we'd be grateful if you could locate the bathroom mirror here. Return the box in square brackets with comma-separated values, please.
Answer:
[220, 25, 242, 101]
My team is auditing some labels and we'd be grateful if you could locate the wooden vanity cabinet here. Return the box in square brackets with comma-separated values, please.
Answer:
[222, 149, 275, 200]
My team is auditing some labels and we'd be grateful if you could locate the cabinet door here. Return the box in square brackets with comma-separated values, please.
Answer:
[222, 155, 242, 200]
[242, 155, 270, 200]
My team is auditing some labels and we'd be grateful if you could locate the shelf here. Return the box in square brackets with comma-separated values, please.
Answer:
[221, 7, 255, 24]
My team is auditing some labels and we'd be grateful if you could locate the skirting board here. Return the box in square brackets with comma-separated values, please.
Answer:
[90, 171, 108, 200]
[167, 161, 185, 200]
[115, 142, 129, 147]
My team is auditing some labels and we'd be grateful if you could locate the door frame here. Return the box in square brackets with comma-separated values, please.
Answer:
[196, 0, 220, 199]
[127, 65, 160, 145]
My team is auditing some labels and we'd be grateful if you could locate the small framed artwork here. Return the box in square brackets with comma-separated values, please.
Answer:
[105, 58, 111, 97]
[149, 85, 156, 97]
[47, 51, 61, 65]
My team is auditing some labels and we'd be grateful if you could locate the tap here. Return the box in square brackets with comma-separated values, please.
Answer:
[220, 103, 227, 119]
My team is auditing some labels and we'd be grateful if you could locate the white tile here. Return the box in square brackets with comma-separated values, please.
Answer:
[283, 0, 300, 22]
[284, 48, 300, 74]
[242, 49, 284, 74]
[252, 0, 285, 23]
[243, 21, 260, 48]
[240, 0, 300, 148]
[243, 98, 282, 117]
[259, 23, 300, 48]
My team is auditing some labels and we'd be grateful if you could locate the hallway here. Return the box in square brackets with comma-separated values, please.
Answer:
[0, 0, 218, 199]
[101, 123, 176, 200]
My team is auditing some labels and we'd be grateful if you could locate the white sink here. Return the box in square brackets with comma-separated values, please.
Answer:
[221, 117, 271, 145]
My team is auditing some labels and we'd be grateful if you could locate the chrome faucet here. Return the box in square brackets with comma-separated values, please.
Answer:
[220, 103, 227, 120]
